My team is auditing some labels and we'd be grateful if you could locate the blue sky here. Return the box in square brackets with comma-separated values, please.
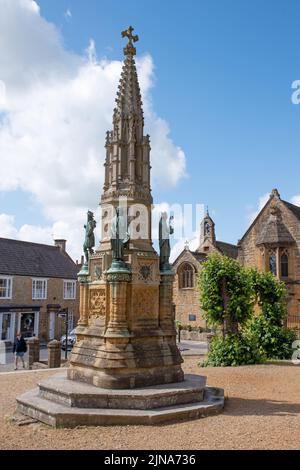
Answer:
[1, 0, 300, 257]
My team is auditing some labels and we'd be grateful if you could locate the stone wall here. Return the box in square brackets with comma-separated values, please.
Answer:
[179, 329, 211, 341]
[172, 250, 206, 327]
[173, 281, 206, 327]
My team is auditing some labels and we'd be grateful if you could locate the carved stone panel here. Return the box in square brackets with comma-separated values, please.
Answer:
[138, 264, 153, 282]
[132, 286, 159, 328]
[89, 256, 104, 282]
[89, 288, 106, 321]
[131, 252, 160, 285]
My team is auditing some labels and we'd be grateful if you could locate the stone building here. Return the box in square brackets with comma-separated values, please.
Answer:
[172, 189, 300, 332]
[238, 188, 300, 331]
[172, 210, 238, 326]
[0, 238, 80, 344]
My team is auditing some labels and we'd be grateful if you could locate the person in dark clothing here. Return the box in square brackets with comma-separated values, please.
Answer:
[13, 332, 27, 370]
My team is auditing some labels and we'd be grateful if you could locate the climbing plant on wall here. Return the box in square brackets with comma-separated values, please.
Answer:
[198, 254, 254, 334]
[248, 269, 297, 360]
[198, 254, 296, 365]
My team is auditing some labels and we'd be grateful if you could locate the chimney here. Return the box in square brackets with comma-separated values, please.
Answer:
[54, 239, 66, 253]
[76, 256, 84, 266]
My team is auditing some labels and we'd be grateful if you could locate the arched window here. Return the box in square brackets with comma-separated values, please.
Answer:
[269, 251, 277, 276]
[281, 252, 289, 277]
[179, 263, 194, 288]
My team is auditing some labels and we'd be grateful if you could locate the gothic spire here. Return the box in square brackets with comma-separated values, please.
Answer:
[113, 26, 144, 135]
[102, 27, 152, 206]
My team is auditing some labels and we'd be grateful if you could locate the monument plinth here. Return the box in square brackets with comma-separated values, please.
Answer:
[17, 27, 224, 425]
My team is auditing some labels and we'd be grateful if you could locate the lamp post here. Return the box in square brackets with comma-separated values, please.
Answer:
[58, 308, 69, 361]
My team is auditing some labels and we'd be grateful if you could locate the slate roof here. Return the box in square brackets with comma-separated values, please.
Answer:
[256, 216, 295, 246]
[0, 238, 78, 279]
[172, 239, 238, 268]
[239, 195, 300, 244]
[215, 241, 238, 259]
[282, 200, 300, 220]
[191, 252, 207, 263]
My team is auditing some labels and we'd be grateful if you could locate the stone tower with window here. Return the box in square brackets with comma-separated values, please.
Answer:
[198, 209, 216, 252]
[172, 212, 238, 327]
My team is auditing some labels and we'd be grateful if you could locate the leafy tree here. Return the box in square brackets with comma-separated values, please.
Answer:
[198, 254, 254, 335]
[248, 269, 297, 359]
[250, 270, 287, 324]
[249, 316, 296, 360]
[199, 254, 296, 365]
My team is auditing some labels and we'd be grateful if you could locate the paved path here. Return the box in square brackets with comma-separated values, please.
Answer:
[177, 340, 208, 356]
[0, 348, 69, 373]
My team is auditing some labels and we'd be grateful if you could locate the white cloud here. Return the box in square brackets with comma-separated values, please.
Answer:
[247, 193, 270, 225]
[64, 8, 72, 20]
[170, 234, 199, 263]
[0, 209, 101, 263]
[151, 201, 204, 263]
[291, 195, 300, 206]
[86, 39, 97, 65]
[0, 0, 186, 260]
[0, 214, 18, 239]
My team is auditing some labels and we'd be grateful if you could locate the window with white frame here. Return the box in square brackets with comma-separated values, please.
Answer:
[0, 277, 12, 299]
[63, 280, 76, 300]
[32, 279, 47, 300]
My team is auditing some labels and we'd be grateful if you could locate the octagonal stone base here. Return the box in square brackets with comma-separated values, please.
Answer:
[16, 372, 224, 427]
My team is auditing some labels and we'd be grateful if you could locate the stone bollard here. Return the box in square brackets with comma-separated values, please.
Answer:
[28, 337, 40, 369]
[0, 341, 6, 365]
[47, 340, 61, 368]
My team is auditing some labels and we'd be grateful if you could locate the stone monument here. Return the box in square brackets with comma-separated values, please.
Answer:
[17, 27, 224, 426]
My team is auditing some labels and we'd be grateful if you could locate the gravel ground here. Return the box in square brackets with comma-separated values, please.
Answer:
[0, 358, 299, 450]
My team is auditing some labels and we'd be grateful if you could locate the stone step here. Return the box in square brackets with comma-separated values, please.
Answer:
[16, 387, 224, 428]
[37, 373, 206, 410]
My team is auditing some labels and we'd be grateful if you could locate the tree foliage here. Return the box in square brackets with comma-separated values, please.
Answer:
[248, 269, 296, 359]
[249, 315, 296, 360]
[250, 269, 288, 324]
[198, 254, 296, 365]
[203, 333, 264, 367]
[198, 254, 253, 332]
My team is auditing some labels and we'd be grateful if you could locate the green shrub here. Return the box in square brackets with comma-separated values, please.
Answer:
[248, 269, 295, 359]
[250, 316, 297, 360]
[198, 254, 296, 365]
[203, 333, 264, 367]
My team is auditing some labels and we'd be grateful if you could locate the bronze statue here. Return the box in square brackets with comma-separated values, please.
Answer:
[159, 212, 174, 271]
[110, 207, 130, 262]
[83, 210, 96, 264]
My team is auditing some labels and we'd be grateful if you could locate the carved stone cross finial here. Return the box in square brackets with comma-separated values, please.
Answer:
[121, 26, 139, 56]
